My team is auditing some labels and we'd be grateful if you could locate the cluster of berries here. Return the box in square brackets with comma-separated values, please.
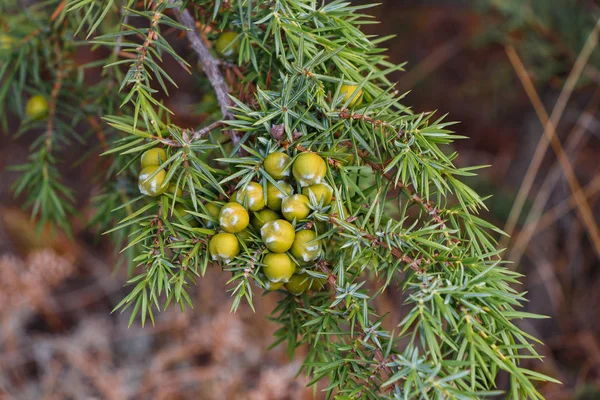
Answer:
[137, 148, 338, 295]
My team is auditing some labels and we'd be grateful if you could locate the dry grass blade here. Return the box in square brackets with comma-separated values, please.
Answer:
[534, 174, 600, 235]
[501, 19, 600, 259]
[508, 90, 600, 264]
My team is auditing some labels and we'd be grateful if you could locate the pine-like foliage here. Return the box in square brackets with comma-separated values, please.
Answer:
[1, 0, 557, 398]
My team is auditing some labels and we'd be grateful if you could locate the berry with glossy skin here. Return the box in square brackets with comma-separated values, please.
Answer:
[252, 209, 280, 231]
[262, 252, 295, 283]
[263, 152, 291, 179]
[260, 219, 295, 253]
[281, 194, 311, 221]
[138, 166, 168, 197]
[292, 152, 327, 187]
[25, 95, 48, 120]
[290, 229, 321, 264]
[219, 202, 250, 233]
[266, 280, 284, 291]
[234, 182, 265, 212]
[215, 31, 239, 58]
[266, 181, 293, 211]
[302, 183, 333, 206]
[339, 84, 363, 107]
[208, 232, 240, 263]
[285, 274, 311, 296]
[141, 148, 167, 168]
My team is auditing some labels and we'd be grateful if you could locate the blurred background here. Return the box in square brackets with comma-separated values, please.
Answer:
[1, 1, 599, 399]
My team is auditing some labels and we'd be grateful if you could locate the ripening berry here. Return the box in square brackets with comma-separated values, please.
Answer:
[236, 229, 252, 244]
[339, 84, 363, 107]
[330, 202, 349, 220]
[205, 202, 221, 219]
[281, 194, 311, 221]
[266, 181, 293, 211]
[252, 208, 280, 231]
[285, 274, 311, 296]
[266, 280, 284, 291]
[263, 252, 295, 283]
[173, 203, 199, 227]
[260, 219, 295, 253]
[204, 202, 221, 227]
[333, 145, 355, 165]
[138, 166, 168, 197]
[209, 232, 240, 263]
[219, 202, 250, 233]
[292, 152, 327, 187]
[290, 229, 321, 264]
[215, 31, 239, 58]
[309, 277, 327, 291]
[25, 95, 48, 120]
[167, 184, 183, 197]
[234, 182, 265, 211]
[0, 34, 14, 52]
[263, 152, 291, 179]
[141, 148, 167, 168]
[302, 183, 333, 206]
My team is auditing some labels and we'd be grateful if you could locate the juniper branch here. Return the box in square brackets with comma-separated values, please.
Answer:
[171, 3, 237, 143]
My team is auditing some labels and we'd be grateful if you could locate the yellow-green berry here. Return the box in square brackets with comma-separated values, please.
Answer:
[309, 277, 327, 291]
[302, 183, 333, 206]
[266, 181, 293, 211]
[138, 166, 168, 197]
[263, 252, 295, 283]
[25, 95, 48, 120]
[215, 31, 239, 58]
[141, 148, 167, 168]
[252, 209, 280, 231]
[285, 274, 311, 296]
[167, 184, 183, 197]
[236, 229, 253, 244]
[266, 280, 284, 291]
[263, 152, 291, 179]
[330, 202, 349, 220]
[339, 84, 363, 107]
[219, 202, 250, 233]
[234, 182, 265, 212]
[209, 232, 240, 263]
[292, 152, 327, 187]
[281, 194, 311, 221]
[260, 219, 295, 253]
[0, 34, 14, 52]
[290, 229, 321, 264]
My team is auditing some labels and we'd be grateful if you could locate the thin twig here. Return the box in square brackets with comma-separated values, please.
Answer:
[172, 3, 237, 144]
[191, 120, 224, 140]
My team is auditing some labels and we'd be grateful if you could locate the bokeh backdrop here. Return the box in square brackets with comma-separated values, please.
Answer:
[1, 1, 599, 399]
